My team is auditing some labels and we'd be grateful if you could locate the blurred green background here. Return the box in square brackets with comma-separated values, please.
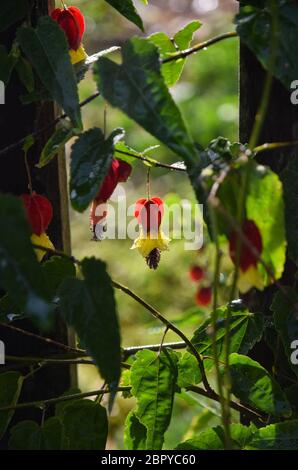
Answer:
[66, 0, 239, 449]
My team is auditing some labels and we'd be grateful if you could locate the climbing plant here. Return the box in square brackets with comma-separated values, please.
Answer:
[0, 0, 298, 451]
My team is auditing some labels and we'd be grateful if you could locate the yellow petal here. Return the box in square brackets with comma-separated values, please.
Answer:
[237, 265, 264, 294]
[69, 44, 88, 65]
[31, 232, 54, 262]
[131, 230, 170, 257]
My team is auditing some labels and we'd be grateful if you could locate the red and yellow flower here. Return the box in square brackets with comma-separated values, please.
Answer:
[21, 192, 54, 261]
[131, 197, 170, 269]
[195, 286, 212, 306]
[90, 159, 132, 240]
[51, 5, 88, 65]
[229, 219, 263, 293]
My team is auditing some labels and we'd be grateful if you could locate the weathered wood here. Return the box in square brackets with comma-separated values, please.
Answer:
[240, 43, 298, 418]
[0, 0, 74, 445]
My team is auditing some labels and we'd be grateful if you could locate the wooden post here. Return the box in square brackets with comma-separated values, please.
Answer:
[240, 44, 298, 414]
[0, 0, 75, 445]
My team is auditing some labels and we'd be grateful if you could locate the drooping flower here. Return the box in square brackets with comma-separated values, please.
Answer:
[21, 193, 54, 261]
[51, 5, 88, 64]
[51, 6, 85, 50]
[189, 265, 204, 282]
[21, 192, 53, 236]
[195, 286, 212, 306]
[131, 197, 170, 269]
[229, 219, 263, 293]
[90, 159, 132, 240]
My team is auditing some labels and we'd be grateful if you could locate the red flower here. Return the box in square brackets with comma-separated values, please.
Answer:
[189, 265, 204, 282]
[134, 197, 164, 233]
[95, 159, 132, 202]
[229, 219, 262, 272]
[51, 6, 85, 50]
[21, 193, 53, 236]
[195, 287, 212, 306]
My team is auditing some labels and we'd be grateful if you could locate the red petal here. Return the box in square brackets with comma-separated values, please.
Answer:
[135, 197, 164, 233]
[116, 159, 132, 182]
[134, 198, 147, 219]
[51, 7, 85, 50]
[189, 265, 204, 282]
[68, 6, 85, 37]
[21, 193, 53, 236]
[51, 8, 62, 22]
[195, 287, 212, 306]
[96, 160, 119, 202]
[229, 219, 263, 272]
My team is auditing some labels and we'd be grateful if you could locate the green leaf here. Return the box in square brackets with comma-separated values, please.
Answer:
[114, 141, 140, 165]
[0, 194, 53, 328]
[177, 351, 201, 388]
[0, 0, 28, 32]
[9, 418, 62, 450]
[58, 258, 121, 397]
[17, 17, 82, 128]
[69, 127, 124, 212]
[124, 411, 147, 450]
[129, 349, 178, 450]
[176, 423, 254, 450]
[246, 164, 286, 285]
[192, 138, 248, 233]
[55, 388, 82, 418]
[0, 372, 23, 440]
[281, 154, 298, 265]
[104, 0, 144, 31]
[190, 303, 264, 383]
[246, 420, 298, 450]
[271, 288, 298, 377]
[94, 37, 198, 166]
[235, 1, 298, 90]
[38, 125, 79, 169]
[148, 21, 201, 87]
[42, 256, 76, 298]
[61, 400, 108, 450]
[285, 385, 298, 415]
[229, 353, 292, 418]
[0, 46, 17, 85]
[15, 56, 35, 93]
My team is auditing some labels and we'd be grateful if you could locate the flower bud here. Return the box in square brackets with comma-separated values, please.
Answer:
[21, 192, 53, 236]
[51, 6, 85, 51]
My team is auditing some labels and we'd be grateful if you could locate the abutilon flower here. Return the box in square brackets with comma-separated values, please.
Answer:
[229, 219, 263, 293]
[131, 197, 170, 270]
[21, 193, 54, 261]
[189, 265, 204, 282]
[51, 5, 88, 65]
[195, 286, 212, 306]
[90, 159, 132, 240]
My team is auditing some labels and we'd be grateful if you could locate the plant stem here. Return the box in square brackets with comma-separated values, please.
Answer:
[0, 387, 131, 413]
[112, 280, 213, 394]
[208, 201, 232, 449]
[0, 92, 101, 158]
[24, 151, 33, 195]
[115, 149, 187, 172]
[187, 385, 265, 422]
[0, 383, 265, 422]
[253, 140, 298, 154]
[162, 32, 237, 64]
